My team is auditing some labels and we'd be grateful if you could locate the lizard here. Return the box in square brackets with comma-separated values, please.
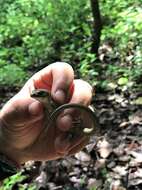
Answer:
[30, 89, 100, 140]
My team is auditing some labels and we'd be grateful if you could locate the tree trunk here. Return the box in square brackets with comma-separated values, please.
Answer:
[90, 0, 102, 56]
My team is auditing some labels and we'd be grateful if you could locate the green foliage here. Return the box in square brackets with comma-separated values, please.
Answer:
[0, 0, 91, 86]
[0, 64, 27, 86]
[97, 0, 142, 90]
[90, 187, 97, 190]
[79, 53, 97, 79]
[0, 172, 37, 190]
[133, 97, 142, 105]
[100, 167, 108, 178]
[78, 0, 142, 89]
[0, 172, 26, 190]
[17, 184, 37, 190]
[0, 0, 141, 90]
[101, 5, 142, 58]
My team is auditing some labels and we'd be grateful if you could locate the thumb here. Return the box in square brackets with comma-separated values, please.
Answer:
[0, 94, 43, 127]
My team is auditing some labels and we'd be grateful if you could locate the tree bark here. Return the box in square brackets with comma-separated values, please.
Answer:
[90, 0, 102, 56]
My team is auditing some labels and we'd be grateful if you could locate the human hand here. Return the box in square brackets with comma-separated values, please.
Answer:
[0, 62, 92, 166]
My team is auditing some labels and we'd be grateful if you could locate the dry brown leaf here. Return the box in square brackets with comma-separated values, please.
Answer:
[75, 151, 91, 162]
[97, 138, 113, 158]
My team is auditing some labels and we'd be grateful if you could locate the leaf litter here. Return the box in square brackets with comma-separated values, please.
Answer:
[0, 84, 142, 190]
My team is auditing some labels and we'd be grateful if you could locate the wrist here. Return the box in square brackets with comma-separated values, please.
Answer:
[0, 117, 22, 180]
[0, 116, 22, 167]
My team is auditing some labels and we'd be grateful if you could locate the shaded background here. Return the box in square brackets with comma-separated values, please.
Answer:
[0, 0, 142, 189]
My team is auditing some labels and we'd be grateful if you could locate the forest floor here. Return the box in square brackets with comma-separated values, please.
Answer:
[0, 82, 142, 190]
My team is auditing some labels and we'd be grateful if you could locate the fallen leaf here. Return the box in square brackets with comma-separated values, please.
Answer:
[97, 139, 113, 158]
[75, 151, 91, 162]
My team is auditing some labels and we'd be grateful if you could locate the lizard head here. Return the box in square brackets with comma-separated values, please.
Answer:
[31, 89, 50, 105]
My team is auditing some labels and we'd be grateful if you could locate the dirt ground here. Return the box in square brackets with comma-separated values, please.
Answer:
[0, 86, 142, 190]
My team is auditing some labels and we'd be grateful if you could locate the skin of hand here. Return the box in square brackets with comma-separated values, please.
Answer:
[0, 62, 93, 166]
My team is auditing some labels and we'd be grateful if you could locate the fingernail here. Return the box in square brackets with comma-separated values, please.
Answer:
[54, 89, 66, 104]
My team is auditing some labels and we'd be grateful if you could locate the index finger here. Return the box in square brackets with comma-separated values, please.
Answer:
[22, 62, 74, 104]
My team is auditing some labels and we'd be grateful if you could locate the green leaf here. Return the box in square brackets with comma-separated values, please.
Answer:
[133, 97, 142, 105]
[117, 77, 128, 85]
